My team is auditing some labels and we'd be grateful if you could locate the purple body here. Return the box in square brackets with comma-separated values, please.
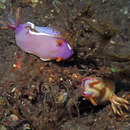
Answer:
[15, 22, 72, 61]
[81, 77, 97, 96]
[2, 9, 72, 61]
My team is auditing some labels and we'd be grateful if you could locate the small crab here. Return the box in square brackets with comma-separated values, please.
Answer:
[0, 8, 72, 62]
[81, 76, 129, 116]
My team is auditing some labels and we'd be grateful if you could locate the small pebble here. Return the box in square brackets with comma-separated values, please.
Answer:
[124, 8, 128, 15]
[11, 87, 16, 93]
[23, 123, 31, 130]
[0, 125, 7, 130]
[102, 0, 107, 3]
[10, 114, 19, 121]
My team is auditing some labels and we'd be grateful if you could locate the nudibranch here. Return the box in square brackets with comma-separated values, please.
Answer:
[81, 76, 129, 116]
[0, 8, 72, 62]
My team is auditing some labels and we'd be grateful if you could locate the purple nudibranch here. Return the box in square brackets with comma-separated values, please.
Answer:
[1, 8, 72, 62]
[81, 76, 129, 116]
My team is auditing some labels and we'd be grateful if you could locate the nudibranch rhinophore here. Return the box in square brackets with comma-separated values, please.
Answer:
[81, 76, 129, 116]
[0, 8, 72, 62]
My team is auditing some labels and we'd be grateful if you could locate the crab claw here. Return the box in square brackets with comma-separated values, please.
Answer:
[109, 94, 129, 116]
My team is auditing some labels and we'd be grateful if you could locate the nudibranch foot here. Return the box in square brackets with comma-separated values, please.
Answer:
[109, 94, 129, 116]
[40, 58, 51, 61]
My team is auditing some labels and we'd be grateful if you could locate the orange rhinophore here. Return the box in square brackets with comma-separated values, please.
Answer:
[56, 39, 62, 46]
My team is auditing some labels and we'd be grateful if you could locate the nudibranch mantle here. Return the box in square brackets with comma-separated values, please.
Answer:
[15, 22, 72, 61]
[1, 8, 72, 62]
